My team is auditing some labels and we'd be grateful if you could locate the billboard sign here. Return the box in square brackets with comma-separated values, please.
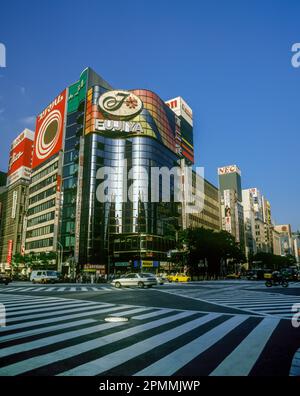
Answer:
[218, 165, 241, 176]
[32, 89, 67, 169]
[7, 240, 13, 265]
[7, 129, 34, 186]
[223, 189, 232, 233]
[165, 97, 193, 127]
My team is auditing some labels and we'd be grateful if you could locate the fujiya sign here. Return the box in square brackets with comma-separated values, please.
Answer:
[98, 90, 143, 118]
[95, 119, 143, 134]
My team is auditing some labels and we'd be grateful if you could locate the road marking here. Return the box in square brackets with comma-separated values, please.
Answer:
[6, 301, 96, 318]
[5, 300, 81, 312]
[0, 320, 129, 358]
[135, 315, 247, 376]
[210, 317, 280, 376]
[132, 309, 174, 320]
[0, 319, 96, 343]
[0, 311, 194, 375]
[0, 304, 125, 333]
[62, 313, 222, 376]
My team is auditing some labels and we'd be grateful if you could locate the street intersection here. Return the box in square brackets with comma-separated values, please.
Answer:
[0, 280, 299, 376]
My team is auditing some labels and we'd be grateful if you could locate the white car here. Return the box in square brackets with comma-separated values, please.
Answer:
[30, 270, 59, 284]
[111, 273, 157, 288]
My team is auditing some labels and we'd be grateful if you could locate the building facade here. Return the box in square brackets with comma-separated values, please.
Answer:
[242, 189, 257, 258]
[218, 165, 245, 251]
[0, 129, 34, 270]
[19, 68, 203, 275]
[273, 224, 294, 257]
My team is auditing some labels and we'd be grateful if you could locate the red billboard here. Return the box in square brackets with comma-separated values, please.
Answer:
[32, 89, 67, 169]
[7, 129, 34, 185]
[7, 240, 13, 265]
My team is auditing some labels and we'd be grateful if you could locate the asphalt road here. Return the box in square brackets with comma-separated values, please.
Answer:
[0, 280, 299, 376]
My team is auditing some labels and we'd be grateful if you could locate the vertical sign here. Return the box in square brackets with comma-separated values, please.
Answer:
[7, 240, 13, 265]
[11, 191, 18, 219]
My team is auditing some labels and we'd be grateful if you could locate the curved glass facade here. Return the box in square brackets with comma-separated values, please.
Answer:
[79, 134, 179, 266]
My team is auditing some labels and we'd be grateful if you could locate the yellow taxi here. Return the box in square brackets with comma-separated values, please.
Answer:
[167, 273, 191, 282]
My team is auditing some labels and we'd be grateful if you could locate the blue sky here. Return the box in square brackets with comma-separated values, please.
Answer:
[0, 0, 299, 230]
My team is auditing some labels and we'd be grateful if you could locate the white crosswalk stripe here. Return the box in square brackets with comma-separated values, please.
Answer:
[0, 293, 287, 376]
[0, 285, 140, 293]
[155, 286, 300, 319]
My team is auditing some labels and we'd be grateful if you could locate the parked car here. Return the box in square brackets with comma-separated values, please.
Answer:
[30, 270, 59, 284]
[110, 273, 157, 288]
[0, 272, 11, 285]
[167, 273, 191, 282]
[246, 269, 267, 280]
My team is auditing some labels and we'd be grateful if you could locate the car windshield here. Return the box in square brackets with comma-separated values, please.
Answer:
[46, 271, 57, 276]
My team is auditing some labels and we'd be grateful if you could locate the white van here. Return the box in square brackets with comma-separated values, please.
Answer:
[30, 270, 58, 284]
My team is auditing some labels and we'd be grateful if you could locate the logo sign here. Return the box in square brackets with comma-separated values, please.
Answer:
[7, 240, 13, 265]
[95, 119, 143, 134]
[218, 165, 241, 176]
[7, 129, 34, 181]
[11, 191, 18, 219]
[98, 90, 143, 119]
[32, 89, 67, 168]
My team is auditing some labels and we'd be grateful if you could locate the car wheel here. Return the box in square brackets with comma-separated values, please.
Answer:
[5, 282, 8, 285]
[32, 279, 35, 284]
[175, 279, 179, 282]
[115, 282, 121, 288]
[138, 281, 144, 288]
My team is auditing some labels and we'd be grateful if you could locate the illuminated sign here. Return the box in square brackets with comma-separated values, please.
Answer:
[7, 129, 34, 186]
[11, 191, 18, 219]
[32, 89, 67, 168]
[165, 97, 193, 127]
[95, 119, 143, 134]
[218, 165, 241, 176]
[98, 90, 143, 119]
[7, 240, 13, 265]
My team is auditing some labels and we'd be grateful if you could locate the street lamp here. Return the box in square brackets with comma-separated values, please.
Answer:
[57, 241, 63, 273]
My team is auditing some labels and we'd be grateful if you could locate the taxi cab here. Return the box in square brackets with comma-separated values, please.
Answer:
[167, 273, 191, 282]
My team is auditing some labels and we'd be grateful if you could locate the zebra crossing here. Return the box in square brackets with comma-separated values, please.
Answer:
[157, 286, 300, 319]
[0, 293, 293, 376]
[0, 285, 126, 293]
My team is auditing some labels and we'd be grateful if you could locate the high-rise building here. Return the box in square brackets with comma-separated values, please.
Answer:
[218, 165, 244, 250]
[242, 189, 257, 258]
[292, 232, 300, 263]
[245, 188, 272, 254]
[22, 68, 203, 276]
[0, 129, 34, 270]
[273, 224, 294, 256]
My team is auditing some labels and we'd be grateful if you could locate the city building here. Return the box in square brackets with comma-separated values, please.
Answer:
[182, 168, 220, 231]
[273, 224, 294, 256]
[218, 165, 245, 251]
[21, 67, 209, 276]
[242, 189, 257, 258]
[272, 227, 282, 256]
[292, 232, 300, 263]
[0, 129, 34, 271]
[245, 188, 272, 254]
